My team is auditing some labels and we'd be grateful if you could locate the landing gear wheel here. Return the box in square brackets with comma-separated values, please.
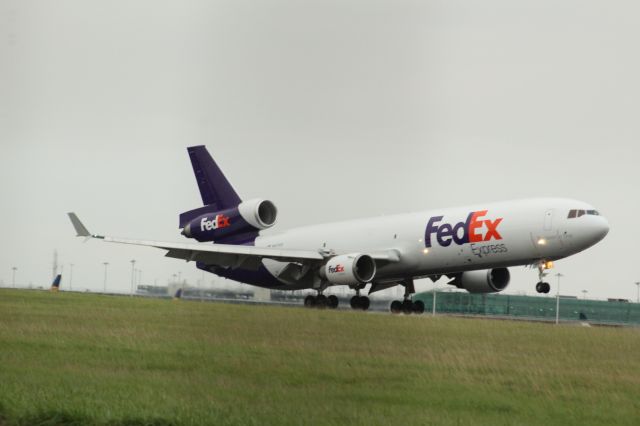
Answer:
[412, 300, 425, 314]
[304, 295, 316, 308]
[536, 282, 551, 294]
[350, 296, 358, 309]
[316, 294, 327, 309]
[350, 295, 370, 311]
[402, 299, 413, 315]
[327, 295, 339, 309]
[359, 296, 370, 311]
[390, 300, 402, 314]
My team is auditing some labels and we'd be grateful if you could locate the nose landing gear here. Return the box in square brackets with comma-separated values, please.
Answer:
[535, 261, 551, 294]
[536, 281, 551, 294]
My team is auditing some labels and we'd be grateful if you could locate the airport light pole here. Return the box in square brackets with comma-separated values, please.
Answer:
[130, 259, 136, 296]
[11, 267, 17, 288]
[432, 286, 437, 316]
[555, 273, 564, 325]
[582, 289, 587, 300]
[201, 270, 205, 302]
[103, 262, 109, 293]
[635, 282, 640, 304]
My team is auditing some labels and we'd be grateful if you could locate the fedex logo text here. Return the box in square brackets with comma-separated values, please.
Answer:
[425, 210, 503, 248]
[200, 214, 231, 232]
[328, 265, 345, 274]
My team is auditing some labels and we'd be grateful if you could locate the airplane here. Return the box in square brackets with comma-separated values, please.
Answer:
[174, 288, 183, 300]
[50, 274, 62, 292]
[68, 145, 609, 314]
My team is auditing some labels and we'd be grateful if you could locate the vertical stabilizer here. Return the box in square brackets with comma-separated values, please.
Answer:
[174, 288, 183, 299]
[188, 146, 241, 210]
[50, 274, 62, 292]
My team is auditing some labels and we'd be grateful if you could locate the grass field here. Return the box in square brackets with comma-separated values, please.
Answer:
[1, 289, 639, 425]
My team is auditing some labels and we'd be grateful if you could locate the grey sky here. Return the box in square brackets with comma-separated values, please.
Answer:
[1, 0, 638, 299]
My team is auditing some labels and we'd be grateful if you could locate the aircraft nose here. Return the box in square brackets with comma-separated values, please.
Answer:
[591, 217, 610, 243]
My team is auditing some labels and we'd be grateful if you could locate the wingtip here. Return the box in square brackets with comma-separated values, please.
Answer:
[67, 212, 91, 237]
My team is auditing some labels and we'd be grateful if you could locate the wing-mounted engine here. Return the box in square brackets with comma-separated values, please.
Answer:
[320, 253, 377, 286]
[449, 268, 510, 293]
[180, 199, 278, 243]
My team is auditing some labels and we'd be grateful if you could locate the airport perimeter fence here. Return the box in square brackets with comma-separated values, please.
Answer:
[413, 291, 640, 325]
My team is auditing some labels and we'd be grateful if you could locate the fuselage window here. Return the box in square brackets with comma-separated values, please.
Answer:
[568, 210, 577, 219]
[587, 210, 599, 216]
[577, 210, 586, 217]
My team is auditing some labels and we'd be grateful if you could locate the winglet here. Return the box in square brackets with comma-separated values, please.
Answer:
[67, 213, 94, 238]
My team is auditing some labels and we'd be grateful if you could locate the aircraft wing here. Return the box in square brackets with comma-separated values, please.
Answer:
[67, 213, 325, 270]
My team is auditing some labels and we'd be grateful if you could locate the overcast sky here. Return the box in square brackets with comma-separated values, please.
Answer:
[1, 0, 638, 300]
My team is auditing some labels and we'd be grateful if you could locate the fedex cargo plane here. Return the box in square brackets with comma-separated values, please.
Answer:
[68, 146, 609, 314]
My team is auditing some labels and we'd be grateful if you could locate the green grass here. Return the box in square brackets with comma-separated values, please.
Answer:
[1, 290, 639, 425]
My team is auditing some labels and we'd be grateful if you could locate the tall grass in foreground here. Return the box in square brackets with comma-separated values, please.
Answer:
[0, 289, 639, 425]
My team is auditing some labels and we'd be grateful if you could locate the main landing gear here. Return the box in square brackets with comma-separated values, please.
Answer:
[304, 292, 339, 309]
[535, 261, 551, 294]
[389, 279, 425, 315]
[350, 288, 370, 311]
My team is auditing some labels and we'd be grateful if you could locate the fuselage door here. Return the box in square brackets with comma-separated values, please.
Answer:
[543, 210, 553, 231]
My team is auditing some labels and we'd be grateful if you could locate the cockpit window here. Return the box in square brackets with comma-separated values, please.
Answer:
[568, 209, 599, 219]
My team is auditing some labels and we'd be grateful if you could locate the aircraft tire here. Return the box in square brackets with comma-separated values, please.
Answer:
[390, 300, 402, 314]
[350, 296, 359, 309]
[413, 300, 425, 314]
[543, 282, 551, 294]
[304, 295, 316, 308]
[316, 294, 327, 309]
[535, 282, 544, 293]
[402, 299, 413, 314]
[327, 295, 339, 309]
[359, 296, 370, 311]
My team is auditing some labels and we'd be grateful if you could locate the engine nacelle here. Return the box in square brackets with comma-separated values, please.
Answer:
[321, 254, 377, 286]
[455, 268, 510, 293]
[180, 199, 278, 243]
[237, 199, 278, 230]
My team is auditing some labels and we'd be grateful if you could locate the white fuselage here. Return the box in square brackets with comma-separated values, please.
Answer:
[256, 198, 609, 287]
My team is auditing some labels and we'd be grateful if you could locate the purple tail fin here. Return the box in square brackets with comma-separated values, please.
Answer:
[180, 146, 243, 229]
[180, 146, 263, 245]
[188, 146, 241, 210]
[174, 288, 183, 299]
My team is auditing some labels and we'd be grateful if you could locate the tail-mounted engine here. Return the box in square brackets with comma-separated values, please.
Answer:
[450, 268, 510, 293]
[180, 199, 277, 243]
[320, 253, 377, 286]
